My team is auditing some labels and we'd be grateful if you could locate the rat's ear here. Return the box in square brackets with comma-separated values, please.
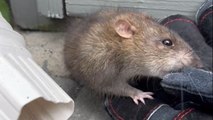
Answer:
[114, 19, 136, 38]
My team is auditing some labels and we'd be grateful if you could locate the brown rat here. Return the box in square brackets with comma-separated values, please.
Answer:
[64, 10, 203, 104]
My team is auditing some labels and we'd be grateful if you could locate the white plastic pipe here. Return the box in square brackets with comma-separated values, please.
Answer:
[0, 13, 74, 120]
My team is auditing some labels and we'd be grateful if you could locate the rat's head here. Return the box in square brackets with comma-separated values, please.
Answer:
[111, 13, 203, 78]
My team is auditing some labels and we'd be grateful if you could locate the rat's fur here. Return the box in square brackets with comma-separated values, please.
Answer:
[64, 10, 202, 104]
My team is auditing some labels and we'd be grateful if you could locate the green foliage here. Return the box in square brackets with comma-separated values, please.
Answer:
[0, 0, 11, 22]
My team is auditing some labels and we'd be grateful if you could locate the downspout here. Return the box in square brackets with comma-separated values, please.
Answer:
[0, 13, 74, 120]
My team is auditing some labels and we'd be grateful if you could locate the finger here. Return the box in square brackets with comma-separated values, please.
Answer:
[143, 92, 154, 95]
[133, 98, 139, 105]
[144, 95, 154, 99]
[139, 98, 145, 104]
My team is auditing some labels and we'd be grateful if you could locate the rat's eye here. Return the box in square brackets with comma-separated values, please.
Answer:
[162, 39, 173, 46]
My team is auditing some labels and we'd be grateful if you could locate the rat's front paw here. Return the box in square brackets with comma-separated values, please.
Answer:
[131, 91, 154, 105]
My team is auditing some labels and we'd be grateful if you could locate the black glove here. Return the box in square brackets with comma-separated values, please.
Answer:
[104, 75, 212, 120]
[161, 67, 213, 111]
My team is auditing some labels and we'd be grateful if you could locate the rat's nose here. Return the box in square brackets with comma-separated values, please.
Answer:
[191, 55, 204, 69]
[181, 51, 203, 68]
[193, 60, 204, 68]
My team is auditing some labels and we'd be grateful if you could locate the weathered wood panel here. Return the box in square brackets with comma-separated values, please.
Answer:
[37, 0, 64, 18]
[65, 0, 205, 18]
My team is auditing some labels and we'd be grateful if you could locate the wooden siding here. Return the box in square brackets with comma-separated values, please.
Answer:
[65, 0, 205, 18]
